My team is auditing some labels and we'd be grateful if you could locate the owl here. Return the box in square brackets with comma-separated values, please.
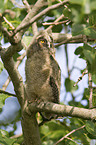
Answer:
[25, 31, 61, 120]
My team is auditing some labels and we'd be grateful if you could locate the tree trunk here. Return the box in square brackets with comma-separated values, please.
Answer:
[22, 112, 41, 145]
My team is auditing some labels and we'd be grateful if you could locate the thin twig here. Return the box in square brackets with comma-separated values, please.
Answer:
[10, 133, 22, 139]
[32, 22, 38, 35]
[46, 14, 64, 32]
[23, 0, 38, 35]
[0, 25, 12, 37]
[43, 20, 68, 26]
[65, 137, 78, 144]
[54, 125, 85, 145]
[3, 16, 15, 30]
[88, 72, 93, 108]
[23, 0, 31, 11]
[16, 51, 26, 67]
[0, 89, 16, 97]
[2, 76, 11, 90]
[73, 69, 88, 87]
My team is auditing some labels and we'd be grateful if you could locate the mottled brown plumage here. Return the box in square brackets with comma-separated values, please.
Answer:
[25, 31, 61, 119]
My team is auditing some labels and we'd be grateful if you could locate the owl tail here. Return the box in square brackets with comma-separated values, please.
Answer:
[40, 112, 57, 121]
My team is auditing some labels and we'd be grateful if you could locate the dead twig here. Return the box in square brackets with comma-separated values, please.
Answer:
[46, 14, 64, 32]
[73, 69, 88, 87]
[88, 72, 93, 108]
[43, 20, 69, 26]
[3, 16, 15, 30]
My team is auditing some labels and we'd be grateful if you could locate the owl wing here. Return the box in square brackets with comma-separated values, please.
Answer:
[49, 54, 61, 103]
[49, 76, 59, 104]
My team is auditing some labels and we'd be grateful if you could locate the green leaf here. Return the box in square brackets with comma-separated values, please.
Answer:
[0, 129, 16, 145]
[0, 129, 9, 137]
[91, 1, 96, 11]
[0, 94, 10, 111]
[49, 130, 65, 139]
[92, 74, 96, 84]
[83, 0, 91, 14]
[0, 0, 4, 13]
[40, 124, 49, 135]
[83, 44, 96, 73]
[83, 44, 93, 64]
[65, 78, 78, 93]
[22, 36, 33, 47]
[70, 0, 83, 5]
[13, 53, 21, 62]
[72, 24, 86, 36]
[0, 61, 4, 74]
[72, 23, 96, 39]
[85, 121, 96, 139]
[74, 46, 83, 56]
[42, 140, 54, 145]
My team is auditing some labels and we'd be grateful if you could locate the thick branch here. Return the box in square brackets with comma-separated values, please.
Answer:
[14, 0, 69, 34]
[28, 102, 96, 121]
[0, 50, 24, 106]
[2, 52, 26, 90]
[52, 33, 95, 44]
[22, 112, 41, 145]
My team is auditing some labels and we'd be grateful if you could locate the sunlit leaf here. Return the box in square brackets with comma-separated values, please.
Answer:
[0, 61, 4, 74]
[0, 129, 16, 145]
[22, 36, 33, 47]
[0, 0, 4, 13]
[65, 78, 78, 93]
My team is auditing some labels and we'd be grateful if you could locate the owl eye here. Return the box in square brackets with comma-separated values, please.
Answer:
[40, 40, 45, 43]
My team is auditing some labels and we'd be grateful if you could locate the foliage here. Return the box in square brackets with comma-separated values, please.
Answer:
[0, 0, 96, 144]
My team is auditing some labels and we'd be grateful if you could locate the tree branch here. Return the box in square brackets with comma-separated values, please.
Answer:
[0, 50, 24, 106]
[0, 89, 16, 97]
[54, 125, 85, 145]
[88, 72, 93, 108]
[14, 0, 69, 34]
[2, 52, 26, 91]
[28, 102, 96, 121]
[46, 14, 65, 32]
[52, 33, 95, 45]
[43, 20, 69, 26]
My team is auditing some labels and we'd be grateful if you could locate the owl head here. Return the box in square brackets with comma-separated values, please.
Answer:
[27, 30, 55, 58]
[36, 36, 49, 48]
[36, 30, 53, 49]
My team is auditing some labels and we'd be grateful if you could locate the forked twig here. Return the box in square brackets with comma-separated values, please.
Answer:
[54, 125, 85, 145]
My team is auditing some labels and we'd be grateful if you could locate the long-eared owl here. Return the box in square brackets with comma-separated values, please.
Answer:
[25, 30, 61, 119]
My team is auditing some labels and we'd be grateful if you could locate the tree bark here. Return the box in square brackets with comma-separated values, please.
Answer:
[22, 112, 41, 145]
